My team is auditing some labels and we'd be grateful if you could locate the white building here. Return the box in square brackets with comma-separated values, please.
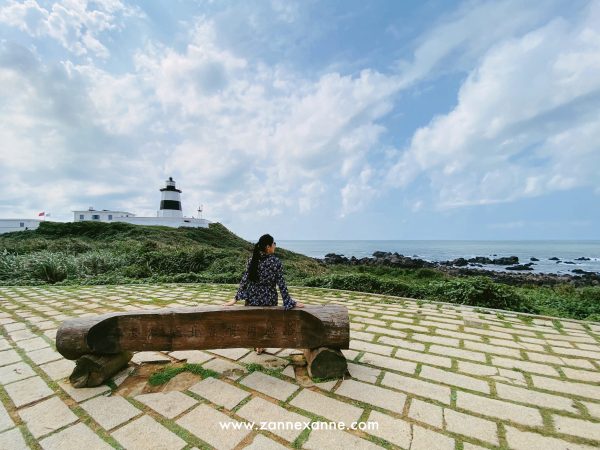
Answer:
[0, 219, 43, 234]
[73, 177, 209, 229]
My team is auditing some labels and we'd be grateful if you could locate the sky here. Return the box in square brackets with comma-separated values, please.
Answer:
[0, 0, 599, 241]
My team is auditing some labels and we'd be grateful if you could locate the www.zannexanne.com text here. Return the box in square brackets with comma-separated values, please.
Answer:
[220, 420, 379, 432]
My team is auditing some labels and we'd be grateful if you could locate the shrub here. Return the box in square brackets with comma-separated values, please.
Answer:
[25, 251, 78, 283]
[426, 276, 531, 312]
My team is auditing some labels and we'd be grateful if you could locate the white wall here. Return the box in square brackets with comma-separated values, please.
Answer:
[0, 219, 42, 234]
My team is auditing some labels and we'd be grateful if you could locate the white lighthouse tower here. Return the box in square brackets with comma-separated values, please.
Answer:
[159, 177, 183, 218]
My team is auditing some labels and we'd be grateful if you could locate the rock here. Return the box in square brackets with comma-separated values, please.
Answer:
[324, 253, 348, 264]
[468, 257, 493, 264]
[492, 256, 519, 265]
[563, 261, 575, 265]
[505, 263, 534, 271]
[572, 269, 594, 275]
[372, 251, 389, 258]
[530, 257, 539, 262]
[549, 257, 560, 261]
[575, 257, 591, 261]
[451, 258, 469, 267]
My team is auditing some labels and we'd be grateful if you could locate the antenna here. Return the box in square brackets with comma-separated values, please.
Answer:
[197, 204, 203, 219]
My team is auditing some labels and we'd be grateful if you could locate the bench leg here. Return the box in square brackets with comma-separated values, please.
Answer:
[69, 352, 133, 388]
[304, 347, 347, 379]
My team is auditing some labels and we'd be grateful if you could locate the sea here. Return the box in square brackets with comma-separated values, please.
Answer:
[277, 240, 600, 275]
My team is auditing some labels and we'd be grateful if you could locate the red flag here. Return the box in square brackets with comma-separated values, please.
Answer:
[38, 212, 45, 217]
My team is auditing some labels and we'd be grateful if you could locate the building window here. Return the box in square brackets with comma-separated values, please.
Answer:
[20, 222, 24, 227]
[92, 215, 100, 220]
[108, 214, 113, 220]
[79, 214, 84, 220]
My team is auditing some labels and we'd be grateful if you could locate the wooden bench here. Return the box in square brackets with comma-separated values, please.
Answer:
[56, 305, 350, 387]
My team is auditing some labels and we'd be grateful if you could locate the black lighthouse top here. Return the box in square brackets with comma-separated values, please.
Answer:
[160, 176, 182, 193]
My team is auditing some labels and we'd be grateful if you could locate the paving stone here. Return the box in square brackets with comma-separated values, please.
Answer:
[303, 428, 381, 450]
[136, 391, 197, 419]
[532, 375, 600, 400]
[456, 391, 543, 427]
[335, 379, 406, 413]
[394, 347, 452, 368]
[495, 382, 578, 413]
[4, 376, 54, 407]
[26, 347, 62, 365]
[236, 397, 305, 442]
[0, 427, 28, 450]
[209, 348, 251, 360]
[464, 340, 522, 357]
[131, 351, 171, 364]
[19, 396, 78, 438]
[412, 333, 459, 347]
[58, 380, 111, 402]
[0, 339, 11, 351]
[419, 365, 490, 393]
[364, 325, 407, 338]
[240, 371, 298, 401]
[8, 329, 36, 341]
[347, 362, 380, 383]
[583, 401, 600, 419]
[411, 424, 454, 450]
[359, 352, 417, 374]
[562, 367, 600, 383]
[352, 330, 376, 341]
[0, 361, 36, 384]
[377, 335, 426, 351]
[243, 434, 288, 450]
[290, 388, 363, 426]
[112, 366, 135, 387]
[553, 415, 600, 441]
[113, 415, 186, 450]
[364, 410, 412, 447]
[408, 398, 443, 428]
[39, 359, 75, 380]
[16, 337, 49, 352]
[39, 422, 112, 450]
[491, 356, 560, 376]
[0, 349, 22, 367]
[382, 372, 451, 404]
[188, 377, 250, 410]
[444, 409, 499, 445]
[81, 395, 141, 429]
[505, 426, 597, 450]
[168, 350, 214, 364]
[203, 358, 248, 380]
[239, 352, 288, 369]
[282, 365, 295, 378]
[463, 443, 489, 450]
[350, 339, 394, 356]
[429, 344, 487, 362]
[0, 402, 14, 432]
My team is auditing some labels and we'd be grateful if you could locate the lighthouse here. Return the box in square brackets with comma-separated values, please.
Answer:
[159, 177, 183, 218]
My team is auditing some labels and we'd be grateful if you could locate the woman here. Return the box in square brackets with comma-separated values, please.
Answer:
[224, 234, 304, 354]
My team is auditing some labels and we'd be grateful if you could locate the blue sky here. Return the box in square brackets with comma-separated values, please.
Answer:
[0, 0, 599, 240]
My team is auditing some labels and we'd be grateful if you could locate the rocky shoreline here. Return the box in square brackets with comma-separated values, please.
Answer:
[319, 252, 600, 286]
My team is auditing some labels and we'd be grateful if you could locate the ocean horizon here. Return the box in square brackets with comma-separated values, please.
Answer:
[278, 240, 600, 275]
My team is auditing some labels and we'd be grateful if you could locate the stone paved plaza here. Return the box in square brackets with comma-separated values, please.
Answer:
[1, 284, 600, 449]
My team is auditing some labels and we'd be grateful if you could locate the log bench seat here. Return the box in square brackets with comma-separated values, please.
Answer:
[55, 305, 350, 387]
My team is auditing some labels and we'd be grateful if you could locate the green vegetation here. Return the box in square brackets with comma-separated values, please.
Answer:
[148, 363, 219, 386]
[1, 221, 599, 322]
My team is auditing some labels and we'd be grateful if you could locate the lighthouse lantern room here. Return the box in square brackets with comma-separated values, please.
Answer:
[159, 177, 183, 218]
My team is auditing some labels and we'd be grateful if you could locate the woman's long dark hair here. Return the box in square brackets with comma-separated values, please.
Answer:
[248, 234, 274, 282]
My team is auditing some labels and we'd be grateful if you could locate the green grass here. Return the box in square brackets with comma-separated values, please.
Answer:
[148, 363, 219, 386]
[2, 221, 600, 322]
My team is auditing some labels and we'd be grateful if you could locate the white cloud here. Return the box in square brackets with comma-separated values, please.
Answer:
[387, 2, 600, 208]
[0, 0, 140, 59]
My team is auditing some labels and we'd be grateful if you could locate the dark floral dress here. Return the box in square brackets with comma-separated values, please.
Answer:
[234, 253, 296, 310]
